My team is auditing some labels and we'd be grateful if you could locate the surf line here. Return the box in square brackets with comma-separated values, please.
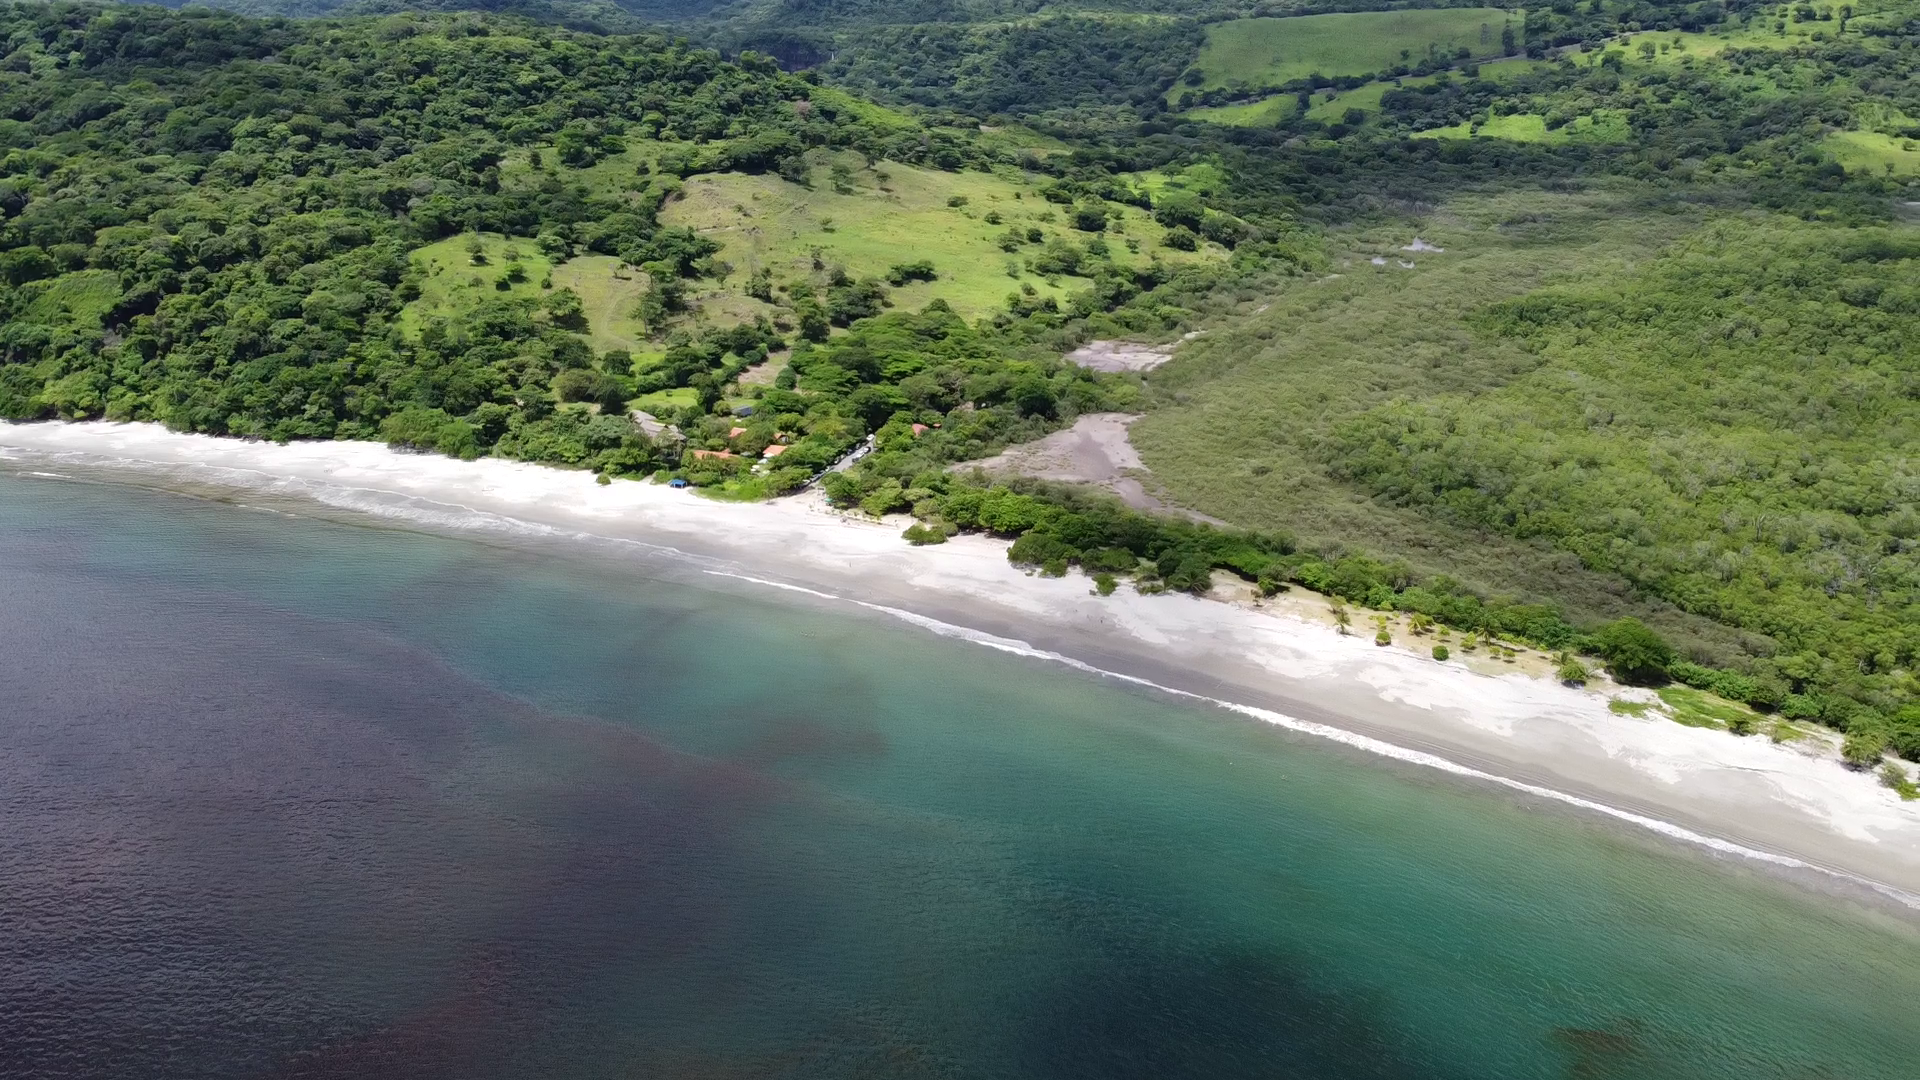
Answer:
[12, 446, 1912, 912]
[704, 568, 1920, 913]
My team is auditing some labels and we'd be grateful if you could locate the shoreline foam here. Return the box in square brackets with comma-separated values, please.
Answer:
[7, 420, 1920, 908]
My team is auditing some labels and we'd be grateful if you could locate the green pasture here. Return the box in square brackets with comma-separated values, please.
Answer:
[401, 233, 556, 331]
[402, 236, 651, 355]
[1414, 109, 1629, 144]
[1186, 96, 1295, 127]
[659, 155, 1214, 322]
[1178, 9, 1520, 95]
[1823, 130, 1920, 176]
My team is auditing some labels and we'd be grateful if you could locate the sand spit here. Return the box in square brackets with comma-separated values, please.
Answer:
[6, 421, 1920, 908]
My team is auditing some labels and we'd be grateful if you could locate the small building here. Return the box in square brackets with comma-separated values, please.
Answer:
[690, 449, 737, 460]
[728, 426, 749, 439]
[762, 444, 787, 458]
[910, 423, 930, 437]
[733, 405, 755, 417]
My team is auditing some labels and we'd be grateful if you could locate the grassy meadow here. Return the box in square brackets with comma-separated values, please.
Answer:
[1824, 131, 1920, 177]
[404, 139, 1220, 370]
[402, 234, 556, 329]
[1179, 9, 1519, 95]
[1184, 95, 1296, 127]
[1414, 108, 1630, 144]
[659, 152, 1219, 322]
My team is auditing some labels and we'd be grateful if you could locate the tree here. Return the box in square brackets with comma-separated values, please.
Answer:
[545, 288, 587, 330]
[1842, 729, 1887, 770]
[1556, 654, 1591, 686]
[1593, 618, 1672, 685]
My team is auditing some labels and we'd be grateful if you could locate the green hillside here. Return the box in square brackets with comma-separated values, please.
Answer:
[1177, 9, 1520, 97]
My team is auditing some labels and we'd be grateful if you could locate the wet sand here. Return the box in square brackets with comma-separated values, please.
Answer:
[5, 421, 1919, 910]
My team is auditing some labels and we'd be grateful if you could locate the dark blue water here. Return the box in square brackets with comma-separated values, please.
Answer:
[3, 472, 1918, 1080]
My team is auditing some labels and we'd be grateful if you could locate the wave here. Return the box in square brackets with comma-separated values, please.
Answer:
[707, 568, 1920, 912]
[10, 440, 1918, 912]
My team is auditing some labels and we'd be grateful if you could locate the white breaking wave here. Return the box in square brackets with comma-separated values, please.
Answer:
[7, 423, 1920, 911]
[706, 568, 1920, 911]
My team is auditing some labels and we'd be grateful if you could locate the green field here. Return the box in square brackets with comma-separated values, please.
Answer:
[1824, 130, 1920, 176]
[1185, 95, 1295, 127]
[401, 233, 557, 330]
[401, 142, 1220, 361]
[1179, 9, 1520, 94]
[402, 235, 656, 356]
[659, 153, 1215, 322]
[1415, 109, 1630, 144]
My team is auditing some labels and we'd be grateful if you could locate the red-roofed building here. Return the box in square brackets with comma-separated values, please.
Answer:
[690, 449, 737, 460]
[728, 426, 749, 439]
[762, 444, 788, 458]
[910, 423, 929, 436]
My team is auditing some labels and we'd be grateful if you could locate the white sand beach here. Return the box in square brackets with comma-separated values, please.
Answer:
[7, 420, 1920, 907]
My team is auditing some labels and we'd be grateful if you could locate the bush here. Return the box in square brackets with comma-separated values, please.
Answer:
[1432, 644, 1449, 661]
[1593, 618, 1673, 685]
[1009, 530, 1078, 568]
[1842, 729, 1888, 770]
[1556, 657, 1590, 686]
[1163, 226, 1199, 251]
[1881, 762, 1919, 800]
[1071, 202, 1109, 232]
[1375, 630, 1391, 646]
[903, 523, 947, 545]
[1094, 572, 1118, 596]
[886, 260, 938, 286]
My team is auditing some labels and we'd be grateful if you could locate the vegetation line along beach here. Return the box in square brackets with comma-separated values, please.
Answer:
[6, 420, 1920, 907]
[1, 0, 1917, 897]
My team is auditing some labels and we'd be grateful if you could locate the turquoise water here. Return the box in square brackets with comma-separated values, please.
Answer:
[2, 471, 1917, 1079]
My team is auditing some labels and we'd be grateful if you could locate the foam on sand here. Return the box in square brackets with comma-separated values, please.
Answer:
[6, 421, 1920, 907]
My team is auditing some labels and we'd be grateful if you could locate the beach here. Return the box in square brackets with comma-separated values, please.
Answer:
[6, 419, 1920, 909]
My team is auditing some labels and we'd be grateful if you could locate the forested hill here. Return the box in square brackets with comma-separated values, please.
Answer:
[0, 3, 1011, 438]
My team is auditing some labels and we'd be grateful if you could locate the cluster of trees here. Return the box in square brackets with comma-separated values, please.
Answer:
[818, 15, 1205, 119]
[653, 300, 1140, 498]
[1323, 222, 1919, 758]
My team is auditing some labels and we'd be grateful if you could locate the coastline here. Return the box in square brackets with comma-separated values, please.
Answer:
[6, 420, 1920, 909]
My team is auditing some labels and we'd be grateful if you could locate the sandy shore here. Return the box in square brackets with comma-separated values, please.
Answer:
[7, 420, 1920, 908]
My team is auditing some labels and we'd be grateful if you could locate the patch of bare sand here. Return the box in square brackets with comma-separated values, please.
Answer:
[966, 413, 1223, 523]
[1064, 341, 1176, 372]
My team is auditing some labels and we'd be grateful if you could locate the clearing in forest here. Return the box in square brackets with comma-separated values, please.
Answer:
[658, 153, 1216, 322]
[401, 235, 652, 356]
[1179, 9, 1519, 94]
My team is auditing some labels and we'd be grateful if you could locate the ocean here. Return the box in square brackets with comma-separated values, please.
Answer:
[2, 469, 1918, 1080]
